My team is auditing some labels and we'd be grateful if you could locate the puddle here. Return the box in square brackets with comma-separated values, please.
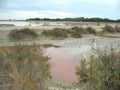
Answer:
[44, 45, 92, 85]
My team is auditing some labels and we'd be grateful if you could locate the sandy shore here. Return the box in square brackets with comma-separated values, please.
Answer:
[0, 25, 120, 47]
[0, 25, 120, 60]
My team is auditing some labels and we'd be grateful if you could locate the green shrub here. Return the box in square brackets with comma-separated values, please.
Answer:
[70, 26, 87, 34]
[114, 26, 120, 32]
[85, 27, 96, 35]
[71, 27, 80, 32]
[8, 28, 39, 41]
[76, 47, 120, 90]
[102, 25, 115, 33]
[71, 32, 82, 38]
[42, 26, 98, 39]
[41, 28, 68, 39]
[0, 45, 50, 90]
[42, 30, 52, 36]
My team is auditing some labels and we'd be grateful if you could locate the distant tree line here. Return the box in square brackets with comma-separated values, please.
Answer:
[26, 17, 120, 22]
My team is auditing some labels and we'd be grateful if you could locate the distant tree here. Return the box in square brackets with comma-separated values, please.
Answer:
[26, 17, 120, 22]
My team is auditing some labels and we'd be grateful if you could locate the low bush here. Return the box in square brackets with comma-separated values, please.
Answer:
[76, 47, 120, 90]
[70, 27, 87, 34]
[41, 26, 98, 39]
[114, 26, 120, 32]
[71, 32, 82, 38]
[102, 25, 115, 33]
[85, 27, 97, 35]
[8, 28, 39, 41]
[42, 30, 52, 36]
[0, 45, 50, 90]
[71, 27, 80, 32]
[41, 28, 68, 39]
[70, 26, 96, 35]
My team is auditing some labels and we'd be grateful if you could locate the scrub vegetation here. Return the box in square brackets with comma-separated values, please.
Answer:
[41, 28, 68, 39]
[8, 28, 39, 41]
[102, 25, 120, 33]
[7, 25, 120, 40]
[41, 26, 97, 39]
[76, 46, 120, 90]
[0, 45, 50, 90]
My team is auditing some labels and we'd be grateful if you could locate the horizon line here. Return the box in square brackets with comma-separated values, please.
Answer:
[0, 17, 120, 21]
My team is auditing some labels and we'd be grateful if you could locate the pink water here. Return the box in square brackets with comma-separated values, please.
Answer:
[45, 47, 78, 85]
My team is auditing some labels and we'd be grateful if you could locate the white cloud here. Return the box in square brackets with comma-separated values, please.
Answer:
[48, 0, 119, 4]
[0, 11, 74, 20]
[0, 0, 119, 19]
[43, 11, 74, 17]
[100, 0, 119, 4]
[81, 0, 119, 4]
[0, 11, 43, 20]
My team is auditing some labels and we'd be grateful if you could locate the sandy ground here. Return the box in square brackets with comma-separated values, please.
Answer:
[0, 25, 120, 60]
[0, 25, 120, 46]
[0, 25, 120, 59]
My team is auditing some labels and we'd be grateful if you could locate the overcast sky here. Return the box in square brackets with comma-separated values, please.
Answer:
[0, 0, 119, 20]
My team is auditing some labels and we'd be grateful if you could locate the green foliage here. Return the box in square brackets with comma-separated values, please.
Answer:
[26, 17, 120, 22]
[8, 28, 39, 41]
[76, 47, 120, 90]
[0, 45, 50, 90]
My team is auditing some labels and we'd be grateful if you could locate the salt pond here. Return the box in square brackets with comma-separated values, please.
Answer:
[44, 44, 92, 85]
[44, 38, 120, 85]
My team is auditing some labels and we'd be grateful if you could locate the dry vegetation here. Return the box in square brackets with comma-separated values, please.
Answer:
[76, 46, 120, 90]
[0, 45, 50, 90]
[41, 28, 68, 39]
[41, 26, 97, 39]
[7, 25, 120, 40]
[8, 28, 39, 41]
[41, 25, 120, 39]
[102, 25, 120, 33]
